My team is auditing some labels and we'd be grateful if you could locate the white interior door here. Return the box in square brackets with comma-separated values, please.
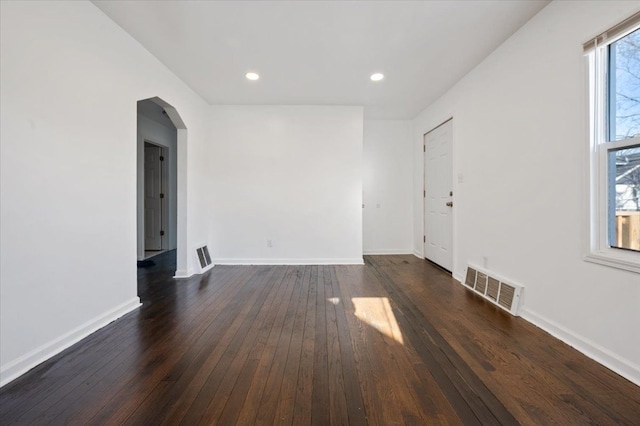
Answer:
[424, 119, 453, 271]
[144, 143, 163, 251]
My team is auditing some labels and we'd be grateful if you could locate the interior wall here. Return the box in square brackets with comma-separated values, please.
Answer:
[137, 113, 178, 258]
[363, 120, 413, 254]
[412, 0, 640, 384]
[208, 105, 364, 264]
[0, 1, 210, 386]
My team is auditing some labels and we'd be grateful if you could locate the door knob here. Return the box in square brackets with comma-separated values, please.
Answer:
[446, 201, 453, 207]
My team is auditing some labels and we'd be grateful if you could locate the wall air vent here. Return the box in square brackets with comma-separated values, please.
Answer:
[475, 272, 488, 294]
[498, 283, 516, 311]
[486, 277, 500, 302]
[195, 245, 214, 274]
[465, 267, 477, 287]
[463, 264, 523, 316]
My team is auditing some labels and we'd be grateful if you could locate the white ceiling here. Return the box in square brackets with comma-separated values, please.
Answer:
[93, 0, 549, 119]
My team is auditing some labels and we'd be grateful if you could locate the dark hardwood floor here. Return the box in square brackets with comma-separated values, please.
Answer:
[1, 252, 639, 425]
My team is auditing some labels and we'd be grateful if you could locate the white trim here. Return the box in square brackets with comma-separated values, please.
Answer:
[452, 271, 464, 283]
[584, 33, 640, 274]
[412, 250, 423, 259]
[583, 11, 640, 53]
[521, 308, 640, 387]
[0, 297, 141, 388]
[455, 272, 640, 386]
[213, 258, 365, 265]
[584, 252, 640, 274]
[363, 249, 413, 255]
[173, 269, 194, 279]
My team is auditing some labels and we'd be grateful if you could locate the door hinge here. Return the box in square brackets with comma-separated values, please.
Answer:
[423, 145, 425, 152]
[159, 156, 164, 161]
[160, 193, 165, 199]
[423, 235, 426, 243]
[423, 190, 426, 198]
[160, 230, 165, 236]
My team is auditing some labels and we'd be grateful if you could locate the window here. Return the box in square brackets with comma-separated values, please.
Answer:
[585, 13, 640, 273]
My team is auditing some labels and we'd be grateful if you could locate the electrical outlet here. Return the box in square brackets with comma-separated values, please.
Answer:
[267, 239, 273, 248]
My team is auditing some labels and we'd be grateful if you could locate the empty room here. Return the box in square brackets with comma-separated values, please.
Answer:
[1, 0, 639, 424]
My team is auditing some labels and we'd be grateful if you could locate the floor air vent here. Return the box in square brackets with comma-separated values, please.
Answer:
[195, 245, 214, 273]
[463, 265, 523, 316]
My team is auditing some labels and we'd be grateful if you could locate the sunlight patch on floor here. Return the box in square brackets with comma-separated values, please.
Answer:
[352, 297, 404, 345]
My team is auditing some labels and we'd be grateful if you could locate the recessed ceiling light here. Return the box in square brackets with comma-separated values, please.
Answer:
[370, 73, 384, 81]
[246, 72, 259, 81]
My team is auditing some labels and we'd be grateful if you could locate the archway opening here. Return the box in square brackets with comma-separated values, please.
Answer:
[136, 96, 188, 279]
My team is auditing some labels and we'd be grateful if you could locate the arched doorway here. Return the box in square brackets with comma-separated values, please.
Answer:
[136, 96, 188, 278]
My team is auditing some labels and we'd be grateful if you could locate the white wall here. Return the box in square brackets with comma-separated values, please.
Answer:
[363, 120, 413, 254]
[208, 105, 363, 264]
[6, 0, 635, 392]
[0, 1, 211, 386]
[412, 0, 640, 385]
[137, 114, 178, 258]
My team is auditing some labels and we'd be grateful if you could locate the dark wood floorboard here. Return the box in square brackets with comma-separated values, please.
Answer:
[1, 251, 639, 425]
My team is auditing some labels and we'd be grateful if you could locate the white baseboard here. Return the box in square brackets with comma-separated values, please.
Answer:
[214, 258, 364, 265]
[412, 250, 423, 259]
[521, 308, 640, 387]
[363, 249, 413, 255]
[0, 297, 141, 388]
[174, 269, 194, 279]
[452, 273, 639, 386]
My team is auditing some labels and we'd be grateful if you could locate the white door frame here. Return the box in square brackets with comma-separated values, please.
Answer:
[423, 118, 454, 272]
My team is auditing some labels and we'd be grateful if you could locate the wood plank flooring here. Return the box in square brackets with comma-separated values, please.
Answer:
[1, 252, 639, 425]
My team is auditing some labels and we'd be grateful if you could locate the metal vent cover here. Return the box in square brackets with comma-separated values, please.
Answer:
[475, 272, 488, 294]
[487, 277, 500, 301]
[465, 268, 477, 287]
[196, 245, 213, 271]
[463, 265, 523, 316]
[498, 283, 515, 310]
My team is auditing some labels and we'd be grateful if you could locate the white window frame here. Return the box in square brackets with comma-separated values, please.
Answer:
[585, 15, 640, 274]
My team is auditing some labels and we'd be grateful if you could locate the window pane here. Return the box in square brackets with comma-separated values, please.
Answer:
[609, 145, 640, 251]
[609, 29, 640, 141]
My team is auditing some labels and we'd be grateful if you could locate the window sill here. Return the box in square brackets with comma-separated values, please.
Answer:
[585, 250, 640, 274]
